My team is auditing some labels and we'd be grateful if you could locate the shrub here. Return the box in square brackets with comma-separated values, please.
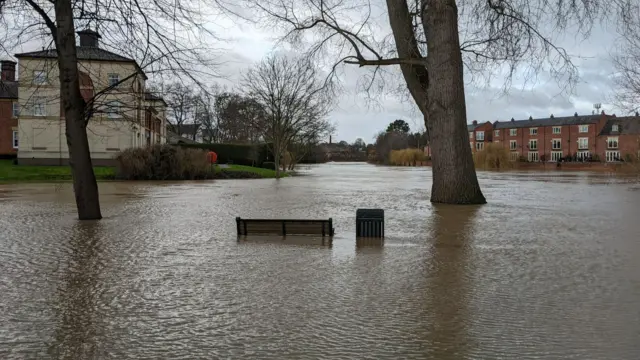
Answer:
[474, 143, 517, 170]
[389, 148, 426, 165]
[175, 143, 271, 166]
[115, 145, 214, 180]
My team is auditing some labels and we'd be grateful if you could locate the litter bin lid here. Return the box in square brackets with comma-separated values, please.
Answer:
[356, 208, 384, 219]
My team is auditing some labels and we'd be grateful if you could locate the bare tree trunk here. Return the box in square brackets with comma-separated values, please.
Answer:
[55, 0, 102, 219]
[424, 0, 485, 204]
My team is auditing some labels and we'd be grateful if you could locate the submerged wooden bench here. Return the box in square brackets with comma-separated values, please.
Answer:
[236, 217, 334, 237]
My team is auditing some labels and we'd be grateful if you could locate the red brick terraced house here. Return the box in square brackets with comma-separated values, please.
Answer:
[479, 112, 640, 163]
[0, 60, 18, 158]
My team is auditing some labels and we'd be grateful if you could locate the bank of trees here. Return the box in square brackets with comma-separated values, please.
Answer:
[159, 55, 334, 177]
[370, 120, 429, 164]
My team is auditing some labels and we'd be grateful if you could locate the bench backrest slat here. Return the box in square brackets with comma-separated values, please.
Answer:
[236, 218, 334, 237]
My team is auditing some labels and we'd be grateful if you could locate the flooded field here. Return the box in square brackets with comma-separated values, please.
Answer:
[1, 163, 639, 359]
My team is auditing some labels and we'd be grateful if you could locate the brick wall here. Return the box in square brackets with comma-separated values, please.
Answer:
[0, 99, 18, 156]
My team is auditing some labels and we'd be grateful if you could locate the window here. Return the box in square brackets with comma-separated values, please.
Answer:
[12, 130, 18, 149]
[528, 152, 539, 162]
[577, 151, 590, 161]
[33, 70, 47, 85]
[31, 97, 46, 116]
[578, 137, 588, 150]
[476, 142, 484, 151]
[469, 131, 473, 139]
[12, 101, 19, 117]
[606, 151, 621, 162]
[107, 101, 122, 118]
[530, 128, 538, 135]
[612, 124, 619, 132]
[579, 125, 589, 133]
[607, 137, 619, 149]
[510, 140, 517, 150]
[552, 139, 561, 150]
[551, 151, 563, 162]
[510, 129, 517, 136]
[552, 126, 561, 134]
[510, 152, 519, 161]
[529, 139, 538, 150]
[108, 73, 120, 87]
[476, 131, 485, 141]
[470, 142, 473, 149]
[494, 130, 500, 137]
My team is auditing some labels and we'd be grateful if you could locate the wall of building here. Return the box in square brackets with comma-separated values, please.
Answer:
[16, 57, 165, 164]
[0, 99, 18, 156]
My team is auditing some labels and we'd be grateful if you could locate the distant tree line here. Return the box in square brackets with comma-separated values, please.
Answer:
[370, 119, 429, 164]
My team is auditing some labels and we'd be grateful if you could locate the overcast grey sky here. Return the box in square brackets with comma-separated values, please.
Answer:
[2, 1, 625, 144]
[208, 10, 623, 144]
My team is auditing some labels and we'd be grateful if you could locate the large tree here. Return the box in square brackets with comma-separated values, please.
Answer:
[242, 54, 334, 178]
[243, 0, 633, 204]
[0, 0, 218, 219]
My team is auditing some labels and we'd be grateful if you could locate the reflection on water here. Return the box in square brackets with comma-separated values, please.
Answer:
[1, 163, 640, 359]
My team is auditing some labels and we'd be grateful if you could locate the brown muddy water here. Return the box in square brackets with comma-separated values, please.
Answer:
[1, 163, 639, 359]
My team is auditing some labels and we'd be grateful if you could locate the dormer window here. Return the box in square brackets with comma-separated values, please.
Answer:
[612, 124, 619, 132]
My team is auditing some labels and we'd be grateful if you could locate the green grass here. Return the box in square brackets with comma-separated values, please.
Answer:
[0, 159, 115, 182]
[0, 160, 283, 182]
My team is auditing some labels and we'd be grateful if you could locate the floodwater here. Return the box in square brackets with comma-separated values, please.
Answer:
[1, 163, 639, 359]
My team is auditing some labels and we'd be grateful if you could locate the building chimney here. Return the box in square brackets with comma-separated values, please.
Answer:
[601, 110, 605, 115]
[472, 120, 477, 125]
[1, 60, 16, 81]
[329, 135, 332, 144]
[574, 112, 578, 117]
[77, 29, 101, 47]
[511, 118, 515, 122]
[635, 111, 639, 116]
[550, 114, 554, 118]
[528, 116, 532, 120]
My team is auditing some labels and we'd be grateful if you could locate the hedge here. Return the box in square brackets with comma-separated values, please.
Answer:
[175, 143, 272, 167]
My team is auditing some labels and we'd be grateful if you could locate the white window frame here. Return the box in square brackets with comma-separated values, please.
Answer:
[107, 101, 123, 119]
[551, 151, 563, 162]
[606, 151, 620, 162]
[476, 131, 485, 141]
[494, 130, 500, 137]
[31, 97, 46, 116]
[108, 73, 120, 87]
[579, 125, 589, 133]
[577, 151, 590, 161]
[530, 128, 538, 135]
[552, 126, 561, 134]
[509, 140, 517, 150]
[469, 131, 473, 139]
[12, 101, 19, 117]
[551, 138, 561, 150]
[33, 70, 47, 85]
[509, 152, 519, 161]
[612, 124, 619, 132]
[12, 130, 18, 149]
[529, 139, 538, 150]
[509, 129, 517, 136]
[607, 137, 619, 149]
[578, 137, 588, 150]
[476, 142, 484, 151]
[528, 151, 539, 162]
